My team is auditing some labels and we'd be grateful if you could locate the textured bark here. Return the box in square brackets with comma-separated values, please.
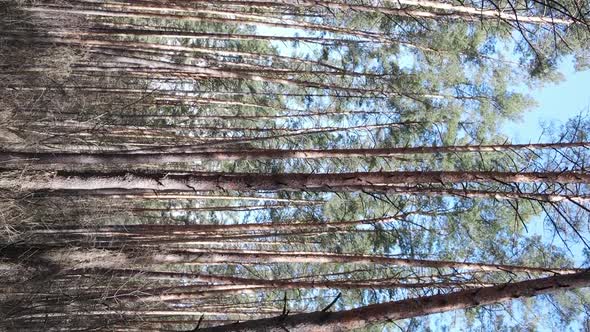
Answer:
[29, 0, 576, 27]
[183, 0, 576, 25]
[2, 142, 588, 165]
[197, 270, 590, 331]
[3, 170, 589, 192]
[149, 248, 583, 273]
[10, 247, 576, 274]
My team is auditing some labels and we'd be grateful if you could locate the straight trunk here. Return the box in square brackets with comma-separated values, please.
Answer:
[198, 270, 590, 332]
[11, 247, 578, 274]
[2, 142, 587, 164]
[209, 0, 576, 25]
[4, 170, 588, 192]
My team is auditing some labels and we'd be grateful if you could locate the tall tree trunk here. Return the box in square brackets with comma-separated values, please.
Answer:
[187, 0, 577, 25]
[198, 270, 590, 332]
[2, 142, 587, 164]
[9, 247, 578, 274]
[4, 170, 588, 192]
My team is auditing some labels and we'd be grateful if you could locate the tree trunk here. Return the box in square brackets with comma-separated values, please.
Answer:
[2, 142, 587, 164]
[198, 270, 590, 332]
[188, 0, 576, 25]
[9, 247, 577, 274]
[4, 170, 588, 192]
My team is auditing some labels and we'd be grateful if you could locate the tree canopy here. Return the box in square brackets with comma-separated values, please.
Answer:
[1, 0, 590, 331]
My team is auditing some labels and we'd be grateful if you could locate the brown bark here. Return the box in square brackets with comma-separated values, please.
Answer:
[15, 247, 576, 274]
[196, 0, 576, 25]
[2, 142, 587, 165]
[4, 170, 589, 192]
[198, 270, 590, 332]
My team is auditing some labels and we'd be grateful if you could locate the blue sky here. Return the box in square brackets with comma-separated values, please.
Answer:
[249, 24, 590, 332]
[503, 60, 590, 267]
[503, 59, 590, 143]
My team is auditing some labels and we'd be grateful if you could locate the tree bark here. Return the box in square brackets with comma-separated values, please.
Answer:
[198, 270, 590, 332]
[4, 170, 589, 192]
[184, 0, 576, 25]
[2, 142, 587, 165]
[9, 247, 577, 274]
